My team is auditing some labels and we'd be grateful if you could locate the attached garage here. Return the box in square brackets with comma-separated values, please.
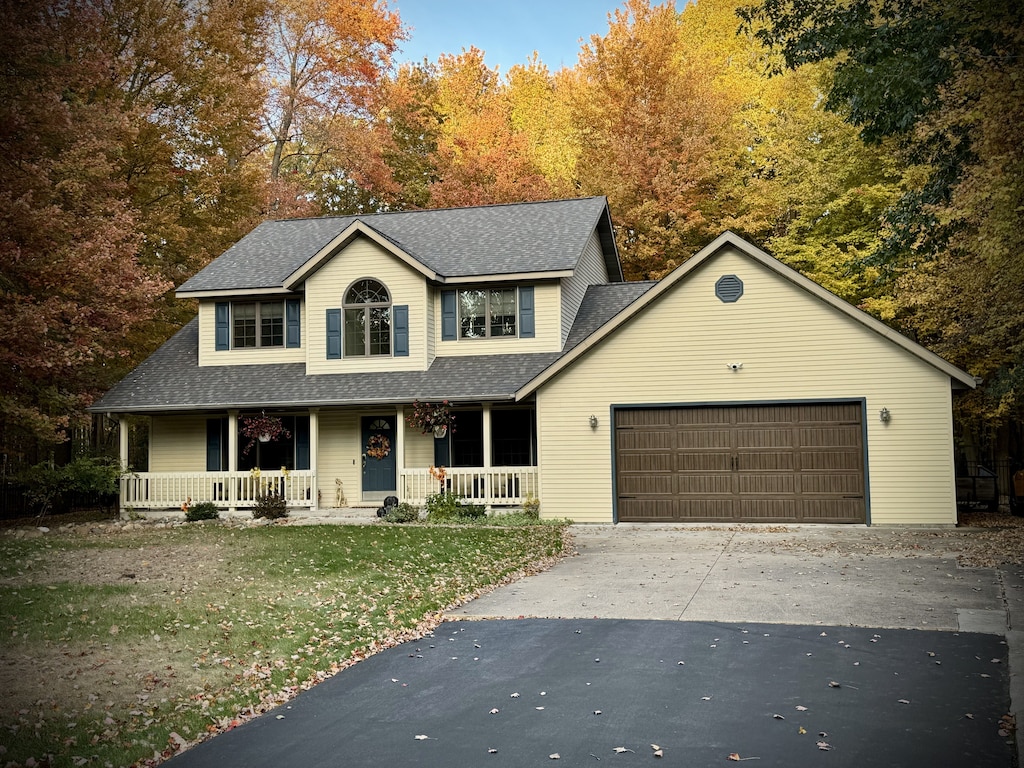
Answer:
[522, 231, 978, 526]
[615, 402, 865, 523]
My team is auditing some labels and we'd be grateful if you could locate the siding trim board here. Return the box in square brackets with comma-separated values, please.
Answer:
[611, 398, 869, 525]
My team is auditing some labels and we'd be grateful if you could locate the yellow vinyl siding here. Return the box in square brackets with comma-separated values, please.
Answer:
[536, 247, 957, 525]
[305, 239, 429, 374]
[315, 410, 363, 507]
[149, 416, 208, 472]
[560, 231, 609, 346]
[197, 300, 306, 366]
[435, 282, 562, 356]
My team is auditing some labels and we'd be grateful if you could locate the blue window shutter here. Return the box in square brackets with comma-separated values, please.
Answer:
[206, 418, 222, 471]
[393, 305, 409, 356]
[295, 416, 310, 470]
[326, 309, 341, 359]
[441, 290, 457, 341]
[215, 302, 230, 350]
[519, 286, 535, 338]
[286, 299, 301, 348]
[433, 432, 450, 466]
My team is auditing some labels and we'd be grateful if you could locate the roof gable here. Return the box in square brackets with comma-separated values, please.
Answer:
[517, 231, 977, 397]
[177, 197, 620, 297]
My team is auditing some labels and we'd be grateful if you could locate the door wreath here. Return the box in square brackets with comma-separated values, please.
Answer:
[366, 434, 391, 460]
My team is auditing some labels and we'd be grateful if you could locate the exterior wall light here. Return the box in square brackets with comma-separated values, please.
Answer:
[879, 408, 891, 423]
[589, 414, 599, 429]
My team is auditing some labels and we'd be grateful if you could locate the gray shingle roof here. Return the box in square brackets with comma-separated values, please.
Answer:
[90, 319, 564, 412]
[91, 277, 650, 413]
[563, 282, 657, 352]
[178, 197, 617, 294]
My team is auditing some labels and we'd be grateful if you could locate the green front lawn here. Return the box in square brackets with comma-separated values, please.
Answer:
[0, 522, 567, 767]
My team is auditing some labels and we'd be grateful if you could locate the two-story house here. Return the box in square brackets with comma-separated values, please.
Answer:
[92, 196, 976, 525]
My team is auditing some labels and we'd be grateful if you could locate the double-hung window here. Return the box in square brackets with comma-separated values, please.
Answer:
[233, 301, 284, 348]
[459, 288, 517, 338]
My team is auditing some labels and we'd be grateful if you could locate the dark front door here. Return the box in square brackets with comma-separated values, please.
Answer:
[362, 416, 397, 496]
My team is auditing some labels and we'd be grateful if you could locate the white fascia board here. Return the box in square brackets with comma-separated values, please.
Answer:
[176, 287, 292, 300]
[283, 220, 437, 289]
[438, 270, 574, 285]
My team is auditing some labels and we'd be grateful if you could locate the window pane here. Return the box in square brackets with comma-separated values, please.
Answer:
[346, 279, 389, 305]
[460, 290, 487, 338]
[260, 302, 284, 347]
[344, 308, 366, 356]
[490, 288, 517, 337]
[233, 303, 256, 348]
[368, 307, 391, 356]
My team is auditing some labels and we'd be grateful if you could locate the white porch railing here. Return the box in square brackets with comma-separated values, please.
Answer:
[400, 466, 537, 507]
[121, 471, 316, 510]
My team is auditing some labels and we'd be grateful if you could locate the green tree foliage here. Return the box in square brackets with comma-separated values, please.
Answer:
[741, 0, 1024, 434]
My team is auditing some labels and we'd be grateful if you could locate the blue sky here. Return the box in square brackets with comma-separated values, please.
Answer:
[391, 0, 620, 73]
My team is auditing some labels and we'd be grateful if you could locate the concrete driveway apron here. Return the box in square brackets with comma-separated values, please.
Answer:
[168, 525, 1019, 768]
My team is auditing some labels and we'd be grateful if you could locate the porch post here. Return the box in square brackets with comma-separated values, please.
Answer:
[227, 410, 238, 512]
[308, 408, 319, 510]
[395, 405, 405, 502]
[482, 403, 492, 507]
[118, 415, 129, 519]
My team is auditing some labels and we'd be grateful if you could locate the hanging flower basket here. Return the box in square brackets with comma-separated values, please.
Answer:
[406, 400, 456, 436]
[366, 434, 391, 460]
[240, 412, 291, 456]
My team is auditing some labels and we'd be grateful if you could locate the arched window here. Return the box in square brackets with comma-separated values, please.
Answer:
[344, 279, 391, 357]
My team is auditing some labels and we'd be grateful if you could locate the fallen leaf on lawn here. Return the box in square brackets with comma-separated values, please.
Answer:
[798, 727, 807, 735]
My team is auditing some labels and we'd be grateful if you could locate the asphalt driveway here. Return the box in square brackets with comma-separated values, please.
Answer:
[167, 525, 1021, 767]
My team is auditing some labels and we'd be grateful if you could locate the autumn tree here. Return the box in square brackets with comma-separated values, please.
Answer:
[571, 0, 733, 279]
[263, 0, 404, 213]
[0, 0, 268, 456]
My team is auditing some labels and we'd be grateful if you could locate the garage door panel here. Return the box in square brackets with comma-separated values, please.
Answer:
[616, 403, 865, 524]
[677, 429, 732, 449]
[677, 453, 732, 471]
[739, 474, 796, 494]
[800, 472, 864, 495]
[677, 475, 733, 495]
[735, 428, 792, 449]
[738, 499, 799, 520]
[618, 452, 672, 472]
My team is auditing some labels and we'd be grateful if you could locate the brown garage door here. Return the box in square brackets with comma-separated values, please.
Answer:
[615, 403, 865, 523]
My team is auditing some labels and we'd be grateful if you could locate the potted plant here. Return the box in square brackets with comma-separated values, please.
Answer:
[406, 400, 456, 437]
[240, 412, 291, 455]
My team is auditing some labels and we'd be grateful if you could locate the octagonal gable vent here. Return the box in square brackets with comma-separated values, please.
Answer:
[715, 274, 743, 303]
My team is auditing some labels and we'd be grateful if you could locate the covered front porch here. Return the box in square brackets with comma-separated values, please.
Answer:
[114, 403, 539, 514]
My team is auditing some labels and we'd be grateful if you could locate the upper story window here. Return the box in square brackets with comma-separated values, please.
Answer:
[215, 299, 300, 352]
[233, 301, 284, 348]
[460, 288, 517, 338]
[344, 279, 391, 356]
